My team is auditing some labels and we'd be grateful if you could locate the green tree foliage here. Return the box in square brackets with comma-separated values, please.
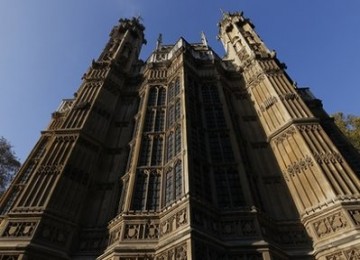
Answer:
[0, 136, 21, 195]
[333, 112, 360, 151]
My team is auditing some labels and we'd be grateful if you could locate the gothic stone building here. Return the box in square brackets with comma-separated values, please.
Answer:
[1, 11, 360, 260]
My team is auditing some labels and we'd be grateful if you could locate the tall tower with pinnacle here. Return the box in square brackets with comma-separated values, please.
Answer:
[1, 11, 360, 260]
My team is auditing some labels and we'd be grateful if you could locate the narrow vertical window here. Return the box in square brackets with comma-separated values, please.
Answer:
[147, 173, 160, 210]
[154, 109, 165, 132]
[148, 88, 157, 106]
[151, 136, 163, 166]
[221, 134, 235, 162]
[175, 99, 181, 121]
[118, 177, 129, 213]
[227, 168, 244, 207]
[132, 172, 148, 210]
[144, 109, 155, 132]
[175, 127, 181, 155]
[214, 168, 231, 208]
[209, 133, 222, 162]
[165, 168, 174, 206]
[139, 136, 152, 166]
[175, 162, 182, 199]
[168, 83, 175, 103]
[168, 105, 175, 127]
[174, 78, 181, 96]
[167, 132, 174, 161]
[158, 87, 166, 106]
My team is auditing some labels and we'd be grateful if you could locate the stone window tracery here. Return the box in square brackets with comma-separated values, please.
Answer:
[132, 170, 161, 211]
[164, 161, 183, 206]
[151, 136, 163, 166]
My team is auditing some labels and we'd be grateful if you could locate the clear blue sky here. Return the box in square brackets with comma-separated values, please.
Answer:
[1, 0, 360, 162]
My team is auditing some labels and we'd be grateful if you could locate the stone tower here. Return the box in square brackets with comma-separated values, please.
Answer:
[1, 12, 360, 260]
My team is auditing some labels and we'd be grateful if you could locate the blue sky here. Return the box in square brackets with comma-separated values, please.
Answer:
[1, 0, 360, 162]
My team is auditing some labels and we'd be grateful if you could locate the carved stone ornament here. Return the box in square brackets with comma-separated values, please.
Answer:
[297, 124, 321, 133]
[1, 221, 37, 238]
[124, 224, 138, 239]
[260, 96, 278, 112]
[313, 151, 343, 165]
[285, 155, 313, 178]
[313, 211, 348, 238]
[160, 208, 187, 237]
[325, 247, 360, 260]
[273, 126, 296, 144]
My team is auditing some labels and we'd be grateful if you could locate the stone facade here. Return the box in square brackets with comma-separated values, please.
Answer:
[0, 12, 360, 260]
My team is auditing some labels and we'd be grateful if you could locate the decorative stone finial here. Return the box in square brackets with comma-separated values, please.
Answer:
[201, 31, 208, 46]
[156, 33, 163, 50]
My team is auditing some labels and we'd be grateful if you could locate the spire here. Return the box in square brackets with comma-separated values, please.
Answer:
[156, 33, 162, 50]
[201, 31, 208, 46]
[220, 8, 229, 18]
